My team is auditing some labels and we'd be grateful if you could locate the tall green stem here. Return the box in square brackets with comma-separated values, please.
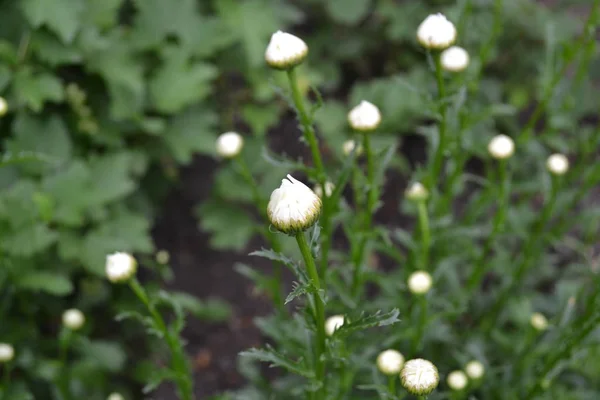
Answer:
[295, 232, 326, 399]
[429, 51, 448, 188]
[58, 330, 73, 400]
[417, 201, 430, 270]
[412, 295, 428, 354]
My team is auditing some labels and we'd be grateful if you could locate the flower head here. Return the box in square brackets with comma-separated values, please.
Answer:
[348, 101, 381, 132]
[325, 315, 345, 336]
[0, 97, 7, 116]
[267, 175, 321, 234]
[0, 343, 14, 363]
[530, 312, 548, 331]
[265, 31, 308, 70]
[62, 308, 85, 330]
[417, 13, 457, 50]
[342, 139, 363, 156]
[314, 181, 335, 199]
[447, 370, 468, 390]
[488, 134, 515, 159]
[156, 250, 170, 265]
[408, 271, 432, 294]
[546, 153, 569, 175]
[405, 182, 429, 202]
[106, 252, 137, 283]
[216, 132, 244, 158]
[441, 46, 469, 72]
[107, 393, 125, 400]
[465, 360, 485, 379]
[376, 349, 405, 375]
[401, 358, 440, 395]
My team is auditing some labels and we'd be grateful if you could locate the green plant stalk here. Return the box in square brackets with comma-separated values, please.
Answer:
[58, 329, 73, 400]
[388, 374, 396, 396]
[429, 51, 448, 188]
[295, 232, 326, 399]
[129, 279, 194, 400]
[417, 201, 430, 270]
[412, 295, 428, 354]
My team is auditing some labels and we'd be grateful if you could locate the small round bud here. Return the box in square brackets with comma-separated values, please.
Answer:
[314, 181, 335, 198]
[156, 250, 170, 265]
[400, 358, 440, 396]
[107, 393, 125, 400]
[265, 31, 308, 70]
[0, 343, 14, 362]
[405, 182, 429, 202]
[106, 252, 137, 283]
[546, 153, 569, 175]
[62, 308, 85, 330]
[216, 132, 244, 158]
[447, 370, 468, 391]
[267, 174, 322, 234]
[417, 13, 457, 50]
[0, 97, 8, 116]
[376, 349, 405, 375]
[348, 101, 381, 132]
[342, 139, 363, 156]
[488, 134, 515, 159]
[325, 315, 345, 336]
[465, 360, 484, 380]
[440, 46, 469, 72]
[408, 271, 432, 294]
[530, 312, 548, 331]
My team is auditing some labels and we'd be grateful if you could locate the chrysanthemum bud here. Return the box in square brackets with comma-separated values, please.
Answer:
[408, 271, 432, 294]
[0, 97, 7, 116]
[348, 101, 381, 132]
[107, 393, 125, 400]
[267, 174, 321, 234]
[216, 132, 244, 158]
[400, 358, 440, 396]
[465, 360, 484, 380]
[447, 370, 468, 390]
[0, 343, 14, 363]
[417, 13, 457, 50]
[314, 181, 335, 198]
[440, 46, 469, 72]
[546, 153, 569, 175]
[62, 308, 85, 330]
[342, 139, 363, 156]
[530, 312, 548, 331]
[156, 250, 170, 265]
[376, 349, 405, 375]
[325, 315, 345, 336]
[488, 134, 515, 159]
[106, 252, 137, 283]
[405, 182, 429, 202]
[265, 31, 308, 70]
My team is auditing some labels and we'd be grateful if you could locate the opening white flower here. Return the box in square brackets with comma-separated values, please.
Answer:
[546, 153, 569, 175]
[62, 308, 85, 330]
[376, 349, 405, 375]
[106, 252, 137, 283]
[441, 46, 469, 72]
[0, 97, 7, 116]
[401, 358, 440, 395]
[107, 393, 125, 400]
[405, 182, 429, 202]
[408, 271, 432, 294]
[530, 312, 548, 331]
[216, 132, 244, 158]
[267, 175, 321, 234]
[447, 370, 468, 390]
[488, 134, 515, 159]
[465, 360, 485, 379]
[0, 343, 14, 363]
[417, 13, 457, 50]
[325, 315, 345, 336]
[348, 101, 381, 132]
[314, 181, 335, 198]
[265, 31, 308, 70]
[342, 139, 363, 156]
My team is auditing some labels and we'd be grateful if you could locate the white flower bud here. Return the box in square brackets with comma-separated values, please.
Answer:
[530, 312, 548, 331]
[0, 97, 7, 116]
[156, 250, 170, 264]
[0, 343, 14, 363]
[62, 308, 85, 330]
[348, 101, 381, 132]
[488, 134, 515, 159]
[546, 153, 569, 175]
[106, 252, 137, 283]
[376, 349, 405, 375]
[405, 182, 429, 202]
[401, 358, 439, 396]
[325, 315, 345, 336]
[440, 46, 469, 72]
[216, 132, 244, 158]
[408, 271, 432, 294]
[265, 31, 308, 70]
[107, 393, 125, 400]
[342, 139, 363, 156]
[465, 360, 484, 380]
[447, 370, 468, 390]
[417, 13, 457, 50]
[314, 181, 335, 198]
[267, 174, 321, 234]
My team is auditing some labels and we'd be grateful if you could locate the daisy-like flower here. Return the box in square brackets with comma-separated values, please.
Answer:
[348, 101, 381, 132]
[405, 182, 429, 202]
[488, 134, 515, 159]
[417, 13, 457, 50]
[342, 139, 363, 156]
[0, 343, 14, 363]
[408, 271, 433, 294]
[62, 308, 85, 331]
[401, 358, 440, 395]
[267, 175, 322, 234]
[376, 349, 405, 375]
[216, 132, 244, 158]
[546, 153, 569, 175]
[265, 31, 308, 70]
[440, 46, 469, 72]
[325, 315, 345, 336]
[447, 370, 468, 390]
[530, 312, 548, 331]
[106, 252, 137, 283]
[465, 360, 485, 380]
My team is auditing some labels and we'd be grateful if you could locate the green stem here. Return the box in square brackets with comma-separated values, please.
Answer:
[388, 374, 397, 397]
[412, 295, 428, 354]
[429, 51, 448, 188]
[58, 329, 73, 400]
[417, 201, 430, 270]
[295, 232, 326, 399]
[129, 279, 193, 400]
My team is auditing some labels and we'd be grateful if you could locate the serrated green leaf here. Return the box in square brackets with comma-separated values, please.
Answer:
[240, 344, 313, 378]
[12, 68, 64, 112]
[16, 271, 73, 296]
[21, 0, 84, 43]
[77, 340, 126, 372]
[333, 309, 401, 337]
[169, 291, 231, 322]
[163, 106, 218, 163]
[198, 200, 256, 251]
[285, 281, 318, 305]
